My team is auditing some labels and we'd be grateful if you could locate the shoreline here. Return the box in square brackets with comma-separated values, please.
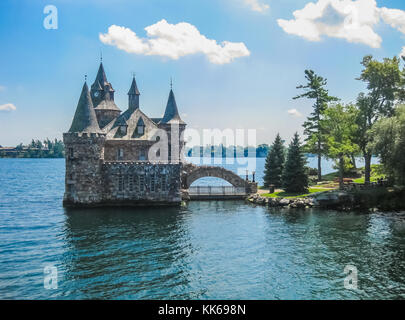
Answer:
[247, 187, 405, 212]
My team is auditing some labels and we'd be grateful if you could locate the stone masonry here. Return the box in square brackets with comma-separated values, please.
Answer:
[63, 62, 185, 207]
[63, 62, 256, 207]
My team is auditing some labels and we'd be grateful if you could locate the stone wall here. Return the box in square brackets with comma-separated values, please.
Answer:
[64, 132, 183, 207]
[63, 132, 106, 206]
[102, 161, 182, 205]
[104, 140, 154, 162]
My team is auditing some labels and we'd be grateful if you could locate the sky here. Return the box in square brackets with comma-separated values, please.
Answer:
[1, 0, 405, 146]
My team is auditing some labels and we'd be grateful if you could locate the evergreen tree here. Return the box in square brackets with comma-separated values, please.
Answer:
[263, 134, 285, 188]
[294, 70, 337, 182]
[282, 133, 308, 193]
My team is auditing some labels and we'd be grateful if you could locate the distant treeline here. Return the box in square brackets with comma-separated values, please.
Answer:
[1, 141, 271, 159]
[186, 144, 271, 158]
[0, 139, 65, 158]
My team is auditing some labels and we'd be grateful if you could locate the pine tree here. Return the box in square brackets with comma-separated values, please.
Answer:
[263, 133, 285, 188]
[294, 70, 337, 182]
[282, 133, 308, 193]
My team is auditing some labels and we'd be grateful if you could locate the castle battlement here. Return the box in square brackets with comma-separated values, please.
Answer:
[64, 132, 107, 138]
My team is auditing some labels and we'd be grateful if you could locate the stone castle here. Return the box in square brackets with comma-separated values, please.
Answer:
[63, 62, 186, 207]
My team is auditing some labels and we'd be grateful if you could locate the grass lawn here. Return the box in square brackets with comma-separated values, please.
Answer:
[353, 177, 379, 184]
[321, 164, 385, 184]
[261, 187, 330, 199]
[321, 171, 340, 181]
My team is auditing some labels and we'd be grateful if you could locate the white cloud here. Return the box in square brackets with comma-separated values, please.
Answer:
[243, 0, 269, 13]
[0, 85, 5, 92]
[278, 0, 383, 48]
[380, 7, 405, 34]
[278, 0, 405, 51]
[287, 108, 303, 117]
[0, 103, 16, 112]
[100, 19, 250, 64]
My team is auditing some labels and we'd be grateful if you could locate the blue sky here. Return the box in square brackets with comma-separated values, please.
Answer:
[1, 0, 405, 146]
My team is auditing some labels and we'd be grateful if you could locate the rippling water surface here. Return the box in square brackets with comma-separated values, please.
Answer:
[0, 158, 404, 299]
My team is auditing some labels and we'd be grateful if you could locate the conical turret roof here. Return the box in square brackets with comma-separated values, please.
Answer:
[128, 76, 140, 95]
[94, 62, 108, 86]
[161, 89, 184, 124]
[69, 82, 101, 133]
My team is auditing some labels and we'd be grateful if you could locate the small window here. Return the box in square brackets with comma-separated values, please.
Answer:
[161, 175, 166, 192]
[117, 148, 124, 160]
[119, 126, 127, 135]
[139, 150, 146, 161]
[129, 175, 134, 192]
[118, 175, 124, 191]
[134, 174, 139, 192]
[151, 174, 155, 192]
[136, 118, 145, 135]
[69, 148, 74, 158]
[139, 174, 145, 192]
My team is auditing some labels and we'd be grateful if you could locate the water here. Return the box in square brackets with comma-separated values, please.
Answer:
[0, 158, 404, 299]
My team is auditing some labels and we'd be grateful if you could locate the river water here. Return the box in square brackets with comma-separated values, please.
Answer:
[0, 158, 404, 299]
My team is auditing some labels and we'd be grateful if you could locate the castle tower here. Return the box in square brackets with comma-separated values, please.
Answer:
[63, 82, 106, 207]
[128, 75, 140, 112]
[90, 62, 121, 128]
[159, 86, 186, 163]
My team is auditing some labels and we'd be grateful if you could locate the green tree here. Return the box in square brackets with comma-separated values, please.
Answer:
[263, 134, 285, 188]
[256, 144, 270, 158]
[323, 104, 359, 189]
[282, 133, 308, 193]
[370, 105, 405, 185]
[356, 55, 405, 183]
[294, 70, 337, 181]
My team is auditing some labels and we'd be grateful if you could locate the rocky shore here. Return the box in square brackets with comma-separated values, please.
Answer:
[246, 187, 405, 211]
[246, 194, 316, 209]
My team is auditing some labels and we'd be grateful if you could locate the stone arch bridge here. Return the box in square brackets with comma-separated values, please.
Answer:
[181, 163, 257, 200]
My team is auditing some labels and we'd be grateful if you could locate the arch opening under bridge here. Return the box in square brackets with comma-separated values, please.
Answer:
[181, 164, 257, 199]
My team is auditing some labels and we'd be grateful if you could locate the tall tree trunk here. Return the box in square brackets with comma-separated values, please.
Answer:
[317, 139, 322, 182]
[364, 152, 372, 184]
[351, 154, 357, 169]
[339, 155, 344, 190]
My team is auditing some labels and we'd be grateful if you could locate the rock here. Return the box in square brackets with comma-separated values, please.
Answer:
[295, 200, 306, 208]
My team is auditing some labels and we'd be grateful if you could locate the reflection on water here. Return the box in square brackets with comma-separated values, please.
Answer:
[0, 159, 404, 299]
[62, 206, 196, 299]
[56, 204, 405, 299]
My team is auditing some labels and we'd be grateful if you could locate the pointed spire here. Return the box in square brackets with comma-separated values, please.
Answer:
[90, 62, 117, 108]
[128, 75, 140, 112]
[128, 75, 140, 95]
[69, 82, 101, 133]
[161, 88, 184, 124]
[93, 62, 108, 87]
